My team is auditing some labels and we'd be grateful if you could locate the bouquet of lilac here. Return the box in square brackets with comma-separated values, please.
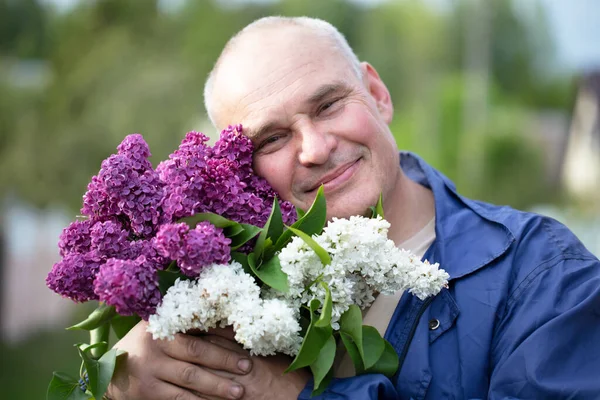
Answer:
[46, 125, 448, 399]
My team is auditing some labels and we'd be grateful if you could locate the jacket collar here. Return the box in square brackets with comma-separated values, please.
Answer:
[400, 152, 515, 281]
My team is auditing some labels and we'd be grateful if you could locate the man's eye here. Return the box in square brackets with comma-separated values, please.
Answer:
[318, 100, 337, 114]
[264, 135, 280, 145]
[256, 135, 281, 151]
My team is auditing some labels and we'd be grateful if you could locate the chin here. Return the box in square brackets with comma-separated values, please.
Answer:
[326, 200, 373, 220]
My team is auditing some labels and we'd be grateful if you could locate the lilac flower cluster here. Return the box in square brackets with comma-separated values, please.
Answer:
[155, 222, 231, 277]
[48, 135, 167, 317]
[46, 251, 103, 302]
[158, 125, 296, 226]
[47, 126, 297, 321]
[58, 219, 92, 257]
[93, 256, 161, 320]
[81, 134, 165, 237]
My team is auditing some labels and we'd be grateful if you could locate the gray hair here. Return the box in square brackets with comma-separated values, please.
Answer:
[203, 16, 362, 128]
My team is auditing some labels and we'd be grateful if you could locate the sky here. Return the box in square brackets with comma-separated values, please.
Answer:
[540, 0, 600, 71]
[40, 0, 600, 72]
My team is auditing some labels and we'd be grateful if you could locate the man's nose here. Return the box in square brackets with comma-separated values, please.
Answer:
[297, 122, 336, 166]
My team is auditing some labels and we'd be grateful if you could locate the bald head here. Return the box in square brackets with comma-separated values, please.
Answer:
[203, 17, 362, 129]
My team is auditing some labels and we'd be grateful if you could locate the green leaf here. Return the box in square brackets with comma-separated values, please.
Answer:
[375, 193, 384, 219]
[165, 260, 178, 272]
[287, 226, 331, 266]
[274, 185, 327, 252]
[286, 299, 333, 372]
[295, 205, 306, 219]
[223, 223, 244, 237]
[361, 326, 385, 369]
[67, 303, 116, 331]
[364, 339, 399, 377]
[230, 251, 251, 275]
[111, 315, 141, 340]
[229, 224, 261, 250]
[180, 213, 260, 250]
[311, 366, 334, 397]
[157, 269, 188, 295]
[369, 194, 385, 219]
[77, 347, 120, 400]
[310, 335, 336, 394]
[310, 298, 321, 313]
[315, 281, 332, 328]
[247, 254, 289, 293]
[339, 305, 364, 361]
[47, 372, 90, 400]
[255, 198, 284, 259]
[89, 323, 110, 359]
[340, 332, 364, 374]
[179, 212, 237, 229]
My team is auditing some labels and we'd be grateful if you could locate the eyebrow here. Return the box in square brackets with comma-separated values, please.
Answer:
[306, 81, 350, 105]
[246, 81, 351, 140]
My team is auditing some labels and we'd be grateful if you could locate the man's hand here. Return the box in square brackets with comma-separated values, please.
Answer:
[208, 335, 311, 400]
[106, 321, 252, 400]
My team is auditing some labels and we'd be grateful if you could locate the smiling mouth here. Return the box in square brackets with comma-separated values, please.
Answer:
[306, 158, 361, 193]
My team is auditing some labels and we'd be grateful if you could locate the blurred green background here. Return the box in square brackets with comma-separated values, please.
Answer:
[1, 0, 599, 398]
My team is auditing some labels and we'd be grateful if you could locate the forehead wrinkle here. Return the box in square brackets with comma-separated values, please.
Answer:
[240, 64, 320, 136]
[243, 60, 315, 106]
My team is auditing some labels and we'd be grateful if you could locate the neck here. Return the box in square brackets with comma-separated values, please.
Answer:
[384, 169, 435, 245]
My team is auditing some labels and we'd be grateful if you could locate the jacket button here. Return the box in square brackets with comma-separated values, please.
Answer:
[429, 319, 440, 330]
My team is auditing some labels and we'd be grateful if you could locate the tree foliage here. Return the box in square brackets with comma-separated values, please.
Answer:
[0, 0, 575, 211]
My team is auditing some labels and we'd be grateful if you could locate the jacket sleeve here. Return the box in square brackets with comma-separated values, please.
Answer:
[488, 255, 600, 399]
[298, 374, 400, 399]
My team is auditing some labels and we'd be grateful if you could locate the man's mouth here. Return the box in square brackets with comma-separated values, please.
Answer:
[304, 158, 361, 193]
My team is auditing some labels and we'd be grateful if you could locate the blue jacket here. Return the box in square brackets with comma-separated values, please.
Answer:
[299, 153, 600, 399]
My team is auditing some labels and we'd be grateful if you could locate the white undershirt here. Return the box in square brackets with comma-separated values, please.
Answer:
[334, 216, 437, 378]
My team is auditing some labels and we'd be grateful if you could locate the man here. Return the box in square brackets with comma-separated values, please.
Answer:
[108, 17, 600, 399]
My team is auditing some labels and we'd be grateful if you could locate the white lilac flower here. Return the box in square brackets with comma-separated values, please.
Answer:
[277, 215, 449, 329]
[147, 261, 302, 356]
[233, 298, 302, 356]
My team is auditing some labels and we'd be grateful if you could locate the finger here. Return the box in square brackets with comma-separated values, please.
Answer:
[145, 380, 208, 400]
[160, 334, 252, 375]
[204, 334, 248, 355]
[158, 360, 244, 400]
[189, 327, 236, 341]
[109, 377, 205, 400]
[206, 326, 236, 341]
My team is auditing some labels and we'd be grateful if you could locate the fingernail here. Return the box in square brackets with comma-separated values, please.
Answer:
[229, 384, 243, 399]
[238, 358, 251, 373]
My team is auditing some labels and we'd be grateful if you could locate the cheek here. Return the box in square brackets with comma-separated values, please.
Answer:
[253, 156, 293, 197]
[333, 103, 380, 144]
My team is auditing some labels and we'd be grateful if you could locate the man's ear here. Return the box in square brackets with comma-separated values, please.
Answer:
[361, 62, 394, 124]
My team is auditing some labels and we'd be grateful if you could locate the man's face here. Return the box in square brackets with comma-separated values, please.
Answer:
[212, 28, 400, 219]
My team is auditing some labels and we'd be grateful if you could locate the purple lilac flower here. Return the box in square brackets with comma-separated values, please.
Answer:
[116, 133, 153, 172]
[129, 239, 169, 269]
[81, 175, 118, 219]
[153, 223, 189, 260]
[121, 170, 165, 237]
[50, 127, 299, 310]
[58, 220, 93, 257]
[158, 125, 296, 228]
[213, 126, 296, 226]
[154, 222, 230, 277]
[212, 124, 253, 171]
[46, 251, 103, 302]
[90, 220, 130, 259]
[156, 132, 212, 220]
[81, 134, 165, 237]
[200, 158, 247, 215]
[93, 256, 161, 320]
[181, 222, 231, 276]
